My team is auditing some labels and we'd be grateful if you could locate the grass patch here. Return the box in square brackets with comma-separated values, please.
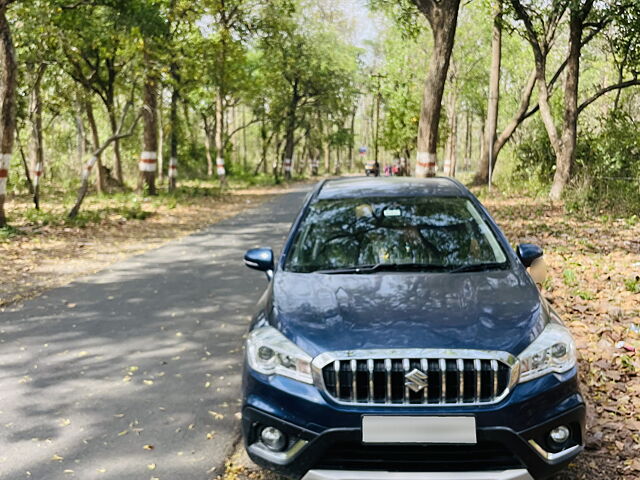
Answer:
[624, 277, 640, 294]
[0, 225, 23, 242]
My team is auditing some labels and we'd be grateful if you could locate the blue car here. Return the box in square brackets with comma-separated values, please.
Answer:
[242, 177, 585, 480]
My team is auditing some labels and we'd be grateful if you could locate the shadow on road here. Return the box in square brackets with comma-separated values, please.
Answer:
[0, 190, 309, 480]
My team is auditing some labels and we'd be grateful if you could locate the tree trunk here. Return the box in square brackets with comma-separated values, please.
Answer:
[323, 143, 330, 174]
[15, 128, 34, 194]
[74, 99, 86, 170]
[463, 110, 471, 171]
[242, 105, 248, 171]
[203, 115, 214, 177]
[141, 61, 158, 196]
[30, 63, 46, 209]
[0, 6, 16, 228]
[168, 78, 179, 192]
[107, 108, 123, 185]
[182, 100, 197, 148]
[85, 100, 105, 194]
[157, 96, 164, 184]
[348, 109, 356, 172]
[413, 0, 461, 177]
[282, 98, 298, 181]
[476, 1, 502, 184]
[445, 90, 458, 177]
[215, 89, 226, 184]
[550, 9, 583, 201]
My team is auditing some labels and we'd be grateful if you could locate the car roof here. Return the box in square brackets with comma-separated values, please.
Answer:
[316, 176, 469, 200]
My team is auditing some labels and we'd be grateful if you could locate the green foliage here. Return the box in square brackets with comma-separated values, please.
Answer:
[624, 277, 640, 294]
[562, 268, 578, 287]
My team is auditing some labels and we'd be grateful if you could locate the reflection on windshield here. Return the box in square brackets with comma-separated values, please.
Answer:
[285, 196, 508, 273]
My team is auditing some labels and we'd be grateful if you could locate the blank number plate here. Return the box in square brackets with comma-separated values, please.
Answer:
[362, 416, 477, 444]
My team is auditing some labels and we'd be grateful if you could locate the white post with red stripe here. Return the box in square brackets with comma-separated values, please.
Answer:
[168, 157, 177, 178]
[284, 157, 292, 179]
[139, 151, 158, 172]
[0, 154, 10, 196]
[416, 152, 437, 177]
[216, 157, 226, 177]
[32, 161, 43, 187]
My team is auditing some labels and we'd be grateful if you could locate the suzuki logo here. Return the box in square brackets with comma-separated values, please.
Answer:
[405, 368, 429, 393]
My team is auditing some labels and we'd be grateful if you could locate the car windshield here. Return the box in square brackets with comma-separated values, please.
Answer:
[284, 196, 508, 273]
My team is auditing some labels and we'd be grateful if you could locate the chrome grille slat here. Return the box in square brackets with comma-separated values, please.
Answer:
[420, 358, 429, 403]
[384, 359, 392, 403]
[350, 359, 357, 403]
[320, 350, 514, 407]
[367, 359, 374, 403]
[474, 359, 482, 403]
[456, 358, 464, 404]
[491, 359, 499, 398]
[439, 358, 447, 403]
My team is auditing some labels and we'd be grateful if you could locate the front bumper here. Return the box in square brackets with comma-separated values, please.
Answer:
[242, 367, 585, 480]
[302, 469, 533, 480]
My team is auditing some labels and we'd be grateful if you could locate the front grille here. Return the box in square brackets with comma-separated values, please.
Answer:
[320, 353, 513, 405]
[313, 441, 524, 471]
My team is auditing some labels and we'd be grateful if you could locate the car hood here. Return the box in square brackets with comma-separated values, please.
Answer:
[270, 270, 546, 358]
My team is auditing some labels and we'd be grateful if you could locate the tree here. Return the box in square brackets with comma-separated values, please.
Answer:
[410, 0, 461, 177]
[477, 1, 502, 185]
[510, 0, 640, 200]
[256, 1, 359, 180]
[0, 0, 17, 228]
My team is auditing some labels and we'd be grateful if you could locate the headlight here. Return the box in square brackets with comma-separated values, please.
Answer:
[518, 323, 577, 383]
[246, 326, 313, 384]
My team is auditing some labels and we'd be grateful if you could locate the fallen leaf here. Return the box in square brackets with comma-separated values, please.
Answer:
[143, 444, 154, 450]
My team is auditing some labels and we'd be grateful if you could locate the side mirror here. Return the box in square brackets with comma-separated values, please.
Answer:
[517, 244, 544, 268]
[244, 248, 274, 280]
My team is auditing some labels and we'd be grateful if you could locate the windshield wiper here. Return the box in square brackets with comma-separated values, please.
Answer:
[448, 262, 506, 274]
[314, 263, 449, 274]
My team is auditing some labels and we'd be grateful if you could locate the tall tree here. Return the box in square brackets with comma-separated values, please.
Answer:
[476, 1, 502, 185]
[0, 0, 17, 228]
[140, 52, 159, 195]
[411, 0, 461, 177]
[510, 0, 640, 199]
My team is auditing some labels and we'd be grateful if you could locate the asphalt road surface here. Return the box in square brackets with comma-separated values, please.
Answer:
[0, 187, 310, 480]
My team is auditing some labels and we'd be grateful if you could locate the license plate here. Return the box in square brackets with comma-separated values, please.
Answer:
[362, 416, 477, 444]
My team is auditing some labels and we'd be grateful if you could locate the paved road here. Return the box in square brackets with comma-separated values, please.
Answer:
[0, 187, 309, 480]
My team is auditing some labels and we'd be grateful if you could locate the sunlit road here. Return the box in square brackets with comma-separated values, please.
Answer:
[0, 187, 309, 480]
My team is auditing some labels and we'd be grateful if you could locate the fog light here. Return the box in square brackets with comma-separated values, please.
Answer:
[549, 425, 570, 444]
[260, 426, 286, 451]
